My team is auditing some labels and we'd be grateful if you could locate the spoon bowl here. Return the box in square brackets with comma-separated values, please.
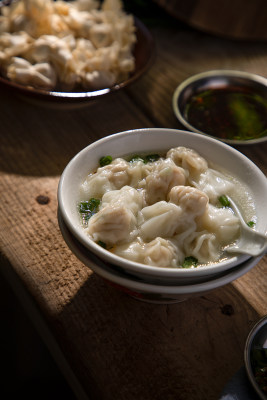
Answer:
[225, 197, 267, 257]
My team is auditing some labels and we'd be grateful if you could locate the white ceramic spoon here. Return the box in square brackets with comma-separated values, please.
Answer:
[225, 197, 267, 256]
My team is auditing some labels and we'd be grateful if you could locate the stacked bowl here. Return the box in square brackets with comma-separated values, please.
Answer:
[58, 128, 267, 303]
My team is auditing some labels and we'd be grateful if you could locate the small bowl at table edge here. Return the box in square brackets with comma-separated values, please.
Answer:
[244, 315, 267, 400]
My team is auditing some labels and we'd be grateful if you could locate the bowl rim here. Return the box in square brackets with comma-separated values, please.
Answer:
[0, 16, 154, 105]
[244, 314, 267, 400]
[58, 127, 267, 278]
[172, 69, 267, 145]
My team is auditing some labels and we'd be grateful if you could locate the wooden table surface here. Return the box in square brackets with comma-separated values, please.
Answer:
[0, 5, 267, 400]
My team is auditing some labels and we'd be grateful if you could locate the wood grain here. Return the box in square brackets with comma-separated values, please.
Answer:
[0, 15, 266, 400]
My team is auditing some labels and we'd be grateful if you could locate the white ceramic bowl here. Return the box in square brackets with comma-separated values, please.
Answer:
[58, 209, 262, 303]
[58, 128, 267, 284]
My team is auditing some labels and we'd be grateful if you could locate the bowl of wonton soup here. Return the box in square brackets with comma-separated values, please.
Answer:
[58, 128, 267, 284]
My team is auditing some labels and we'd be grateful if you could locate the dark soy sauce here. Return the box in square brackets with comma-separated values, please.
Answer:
[184, 87, 267, 141]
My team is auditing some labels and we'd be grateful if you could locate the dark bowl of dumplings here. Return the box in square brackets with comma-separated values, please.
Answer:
[58, 128, 267, 302]
[0, 0, 154, 108]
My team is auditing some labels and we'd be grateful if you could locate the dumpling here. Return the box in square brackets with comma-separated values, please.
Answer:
[111, 238, 146, 264]
[198, 204, 240, 245]
[6, 57, 57, 90]
[100, 158, 131, 189]
[139, 187, 209, 241]
[138, 201, 183, 241]
[101, 185, 144, 215]
[81, 157, 155, 199]
[81, 169, 113, 199]
[0, 31, 32, 61]
[87, 204, 137, 245]
[171, 199, 240, 263]
[80, 158, 132, 199]
[130, 160, 155, 190]
[143, 237, 182, 267]
[113, 237, 182, 268]
[144, 158, 186, 205]
[175, 230, 220, 263]
[192, 168, 235, 204]
[83, 70, 116, 90]
[167, 146, 208, 177]
[86, 186, 143, 245]
[11, 0, 57, 38]
[168, 186, 209, 217]
[89, 22, 113, 48]
[125, 159, 153, 190]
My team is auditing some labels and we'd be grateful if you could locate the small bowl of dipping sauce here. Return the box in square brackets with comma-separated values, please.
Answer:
[173, 70, 267, 145]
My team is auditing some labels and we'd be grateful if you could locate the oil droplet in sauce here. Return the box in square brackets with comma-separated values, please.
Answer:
[184, 87, 267, 141]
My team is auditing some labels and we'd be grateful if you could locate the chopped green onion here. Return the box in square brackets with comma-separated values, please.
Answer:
[97, 241, 107, 249]
[99, 155, 112, 167]
[78, 198, 100, 225]
[247, 221, 255, 228]
[143, 154, 160, 163]
[182, 256, 198, 268]
[218, 195, 230, 207]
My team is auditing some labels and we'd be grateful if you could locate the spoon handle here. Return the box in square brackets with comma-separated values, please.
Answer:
[226, 243, 267, 256]
[225, 197, 267, 256]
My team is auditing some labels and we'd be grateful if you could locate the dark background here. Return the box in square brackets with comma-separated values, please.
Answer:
[0, 273, 76, 399]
